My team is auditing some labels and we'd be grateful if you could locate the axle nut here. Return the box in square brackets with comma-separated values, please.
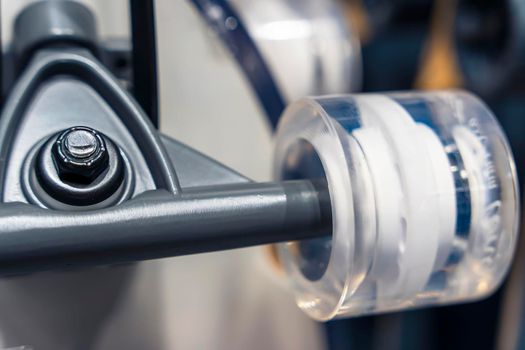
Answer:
[53, 127, 109, 183]
[35, 126, 125, 206]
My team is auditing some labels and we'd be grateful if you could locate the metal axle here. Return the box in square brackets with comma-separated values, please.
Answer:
[0, 180, 331, 275]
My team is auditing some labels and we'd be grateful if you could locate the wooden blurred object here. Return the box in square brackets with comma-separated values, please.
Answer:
[342, 0, 373, 43]
[416, 0, 463, 89]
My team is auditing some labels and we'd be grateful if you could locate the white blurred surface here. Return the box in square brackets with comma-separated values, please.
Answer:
[156, 0, 274, 182]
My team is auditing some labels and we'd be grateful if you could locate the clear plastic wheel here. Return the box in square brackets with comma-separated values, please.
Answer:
[274, 90, 520, 320]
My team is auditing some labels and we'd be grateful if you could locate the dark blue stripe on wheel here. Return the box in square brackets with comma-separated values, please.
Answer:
[394, 98, 434, 129]
[190, 0, 286, 129]
[318, 97, 362, 132]
[395, 98, 472, 239]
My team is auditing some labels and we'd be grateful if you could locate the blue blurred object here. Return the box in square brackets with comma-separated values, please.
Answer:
[190, 0, 286, 128]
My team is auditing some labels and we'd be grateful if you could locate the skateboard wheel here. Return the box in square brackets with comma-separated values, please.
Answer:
[274, 91, 519, 320]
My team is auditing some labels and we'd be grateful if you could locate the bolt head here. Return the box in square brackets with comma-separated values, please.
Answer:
[52, 126, 109, 183]
[63, 129, 98, 159]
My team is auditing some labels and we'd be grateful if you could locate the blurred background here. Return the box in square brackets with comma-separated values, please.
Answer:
[0, 0, 524, 349]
